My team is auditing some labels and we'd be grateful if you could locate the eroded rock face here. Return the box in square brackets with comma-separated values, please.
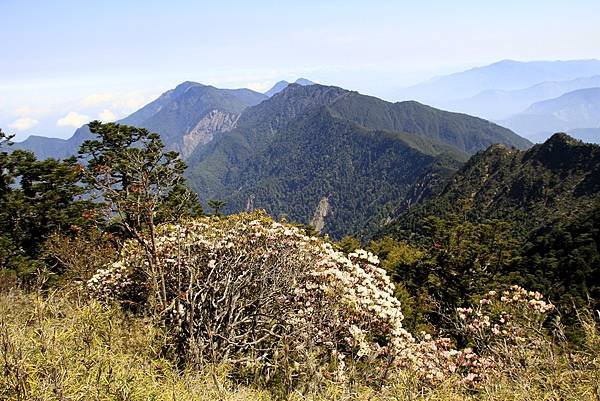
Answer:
[310, 197, 331, 233]
[180, 110, 240, 159]
[245, 194, 255, 211]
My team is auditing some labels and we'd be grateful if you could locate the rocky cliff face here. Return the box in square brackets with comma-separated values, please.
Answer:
[179, 110, 240, 159]
[310, 197, 331, 233]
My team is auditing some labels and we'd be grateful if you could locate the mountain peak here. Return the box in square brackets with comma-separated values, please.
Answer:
[174, 81, 204, 92]
[264, 78, 316, 97]
[544, 132, 580, 146]
[524, 132, 600, 172]
[486, 143, 512, 153]
[535, 133, 587, 158]
[270, 83, 348, 104]
[294, 78, 315, 86]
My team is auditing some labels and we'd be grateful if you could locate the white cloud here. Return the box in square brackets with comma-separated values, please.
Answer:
[98, 109, 117, 121]
[57, 111, 90, 127]
[81, 91, 153, 113]
[76, 91, 156, 125]
[118, 93, 150, 111]
[9, 117, 39, 131]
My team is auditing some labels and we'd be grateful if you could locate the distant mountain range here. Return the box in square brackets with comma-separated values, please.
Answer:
[264, 78, 315, 97]
[399, 59, 600, 104]
[396, 59, 600, 143]
[444, 75, 600, 120]
[13, 82, 268, 160]
[12, 79, 530, 238]
[13, 79, 319, 159]
[501, 88, 600, 143]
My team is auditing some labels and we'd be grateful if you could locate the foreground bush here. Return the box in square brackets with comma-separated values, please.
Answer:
[84, 212, 579, 392]
[88, 212, 413, 388]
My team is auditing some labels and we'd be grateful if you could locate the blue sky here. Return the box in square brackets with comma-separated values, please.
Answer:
[2, 0, 600, 140]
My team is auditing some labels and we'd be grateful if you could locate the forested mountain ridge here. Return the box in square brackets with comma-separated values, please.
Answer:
[12, 81, 532, 239]
[387, 133, 600, 239]
[210, 106, 464, 238]
[377, 132, 600, 323]
[327, 94, 531, 152]
[185, 83, 529, 238]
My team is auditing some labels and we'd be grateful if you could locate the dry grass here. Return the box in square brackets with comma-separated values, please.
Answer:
[1, 289, 599, 401]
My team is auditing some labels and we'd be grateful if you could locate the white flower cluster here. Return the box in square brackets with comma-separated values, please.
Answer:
[499, 285, 555, 314]
[298, 242, 412, 357]
[405, 335, 495, 385]
[398, 285, 556, 386]
[458, 286, 555, 339]
[86, 260, 132, 300]
[453, 285, 556, 380]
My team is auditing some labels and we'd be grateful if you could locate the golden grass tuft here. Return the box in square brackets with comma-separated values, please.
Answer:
[1, 289, 598, 401]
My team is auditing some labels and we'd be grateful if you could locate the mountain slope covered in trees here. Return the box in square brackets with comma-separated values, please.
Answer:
[12, 80, 532, 239]
[186, 84, 530, 238]
[388, 133, 600, 238]
[382, 133, 600, 314]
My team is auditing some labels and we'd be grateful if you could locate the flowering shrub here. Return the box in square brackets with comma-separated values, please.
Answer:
[400, 333, 495, 385]
[87, 261, 131, 300]
[87, 212, 414, 385]
[86, 212, 557, 388]
[86, 241, 148, 308]
[452, 285, 556, 382]
[456, 286, 555, 348]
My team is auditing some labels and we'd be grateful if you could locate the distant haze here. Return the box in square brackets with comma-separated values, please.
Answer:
[1, 0, 599, 140]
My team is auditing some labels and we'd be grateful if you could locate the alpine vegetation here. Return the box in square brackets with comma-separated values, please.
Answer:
[85, 212, 564, 392]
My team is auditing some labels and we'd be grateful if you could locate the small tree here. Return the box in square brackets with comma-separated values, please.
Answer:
[207, 199, 226, 216]
[155, 183, 203, 223]
[79, 121, 198, 308]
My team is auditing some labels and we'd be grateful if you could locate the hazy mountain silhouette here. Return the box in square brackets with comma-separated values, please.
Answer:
[398, 59, 600, 105]
[501, 88, 600, 142]
[264, 78, 315, 97]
